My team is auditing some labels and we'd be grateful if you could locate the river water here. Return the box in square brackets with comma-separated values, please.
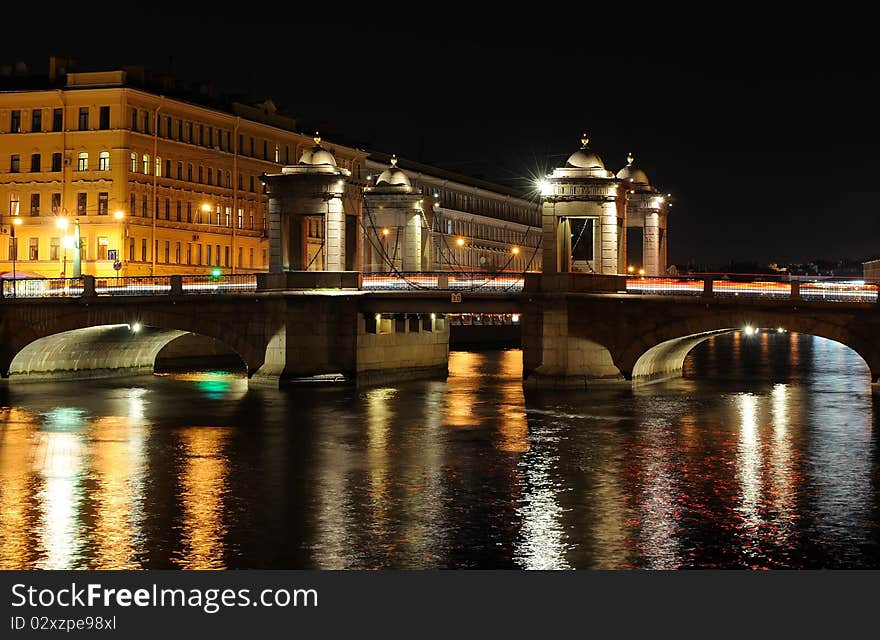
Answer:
[1, 331, 878, 569]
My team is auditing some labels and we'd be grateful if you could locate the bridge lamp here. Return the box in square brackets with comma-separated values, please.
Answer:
[511, 246, 520, 255]
[131, 322, 142, 333]
[381, 228, 390, 237]
[113, 210, 125, 220]
[777, 327, 785, 333]
[743, 325, 756, 336]
[456, 237, 465, 247]
[627, 265, 635, 274]
[638, 268, 645, 276]
[211, 268, 222, 280]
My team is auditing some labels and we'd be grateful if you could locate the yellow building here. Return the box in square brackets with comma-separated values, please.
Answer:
[0, 65, 366, 278]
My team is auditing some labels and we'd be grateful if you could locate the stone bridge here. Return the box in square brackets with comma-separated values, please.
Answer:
[0, 273, 878, 388]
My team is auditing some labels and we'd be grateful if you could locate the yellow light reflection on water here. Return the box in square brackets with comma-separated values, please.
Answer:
[0, 408, 39, 568]
[497, 350, 529, 454]
[175, 427, 230, 569]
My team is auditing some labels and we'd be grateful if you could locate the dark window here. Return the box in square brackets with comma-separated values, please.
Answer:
[97, 192, 108, 215]
[31, 109, 42, 133]
[176, 201, 181, 221]
[143, 111, 150, 134]
[52, 108, 63, 132]
[129, 237, 134, 261]
[51, 193, 61, 214]
[165, 198, 170, 220]
[51, 152, 62, 172]
[178, 119, 183, 140]
[285, 146, 289, 164]
[238, 133, 243, 153]
[30, 153, 40, 172]
[249, 137, 254, 156]
[249, 175, 254, 192]
[10, 154, 20, 172]
[263, 140, 268, 160]
[198, 166, 203, 183]
[99, 106, 110, 130]
[142, 195, 148, 217]
[130, 193, 136, 216]
[165, 159, 171, 178]
[131, 108, 138, 131]
[186, 202, 192, 223]
[187, 164, 193, 181]
[177, 161, 182, 180]
[141, 238, 147, 261]
[208, 127, 213, 148]
[77, 192, 87, 215]
[198, 125, 203, 146]
[78, 107, 89, 130]
[207, 168, 213, 184]
[10, 110, 21, 132]
[30, 193, 40, 216]
[238, 173, 243, 189]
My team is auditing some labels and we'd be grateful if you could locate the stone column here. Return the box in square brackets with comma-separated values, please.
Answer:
[403, 212, 421, 272]
[324, 196, 345, 271]
[643, 211, 660, 276]
[599, 202, 619, 274]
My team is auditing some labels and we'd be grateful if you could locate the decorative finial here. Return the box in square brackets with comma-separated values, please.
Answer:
[580, 133, 589, 148]
[626, 152, 634, 166]
[314, 132, 321, 146]
[390, 154, 398, 168]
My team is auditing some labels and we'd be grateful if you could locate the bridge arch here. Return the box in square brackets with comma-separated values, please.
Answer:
[0, 302, 267, 380]
[616, 310, 880, 383]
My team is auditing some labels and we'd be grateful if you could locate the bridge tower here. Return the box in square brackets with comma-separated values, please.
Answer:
[616, 153, 669, 276]
[540, 134, 626, 275]
[261, 134, 352, 272]
[363, 155, 431, 272]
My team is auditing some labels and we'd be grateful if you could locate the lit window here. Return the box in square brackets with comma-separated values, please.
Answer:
[142, 154, 150, 174]
[98, 151, 110, 171]
[77, 152, 88, 171]
[131, 152, 137, 172]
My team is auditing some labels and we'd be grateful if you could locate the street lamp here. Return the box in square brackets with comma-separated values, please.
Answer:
[56, 217, 69, 277]
[114, 211, 126, 273]
[10, 217, 22, 297]
[72, 218, 82, 278]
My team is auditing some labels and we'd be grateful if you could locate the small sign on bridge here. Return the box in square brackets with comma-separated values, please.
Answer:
[451, 293, 462, 303]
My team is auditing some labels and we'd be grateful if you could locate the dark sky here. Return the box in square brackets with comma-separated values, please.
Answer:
[2, 13, 877, 266]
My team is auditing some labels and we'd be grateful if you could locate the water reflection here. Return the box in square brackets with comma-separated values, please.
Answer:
[0, 332, 877, 569]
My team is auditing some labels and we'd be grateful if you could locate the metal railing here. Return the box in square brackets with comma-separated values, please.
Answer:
[362, 271, 525, 292]
[626, 274, 878, 303]
[182, 274, 257, 294]
[1, 277, 84, 298]
[95, 277, 172, 296]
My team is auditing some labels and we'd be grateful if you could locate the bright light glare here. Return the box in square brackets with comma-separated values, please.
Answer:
[12, 217, 22, 226]
[511, 246, 520, 255]
[777, 327, 785, 333]
[511, 314, 520, 323]
[456, 237, 465, 247]
[114, 210, 125, 220]
[62, 236, 75, 249]
[201, 203, 212, 212]
[56, 218, 68, 229]
[627, 265, 635, 273]
[131, 323, 142, 333]
[638, 268, 645, 276]
[744, 325, 755, 336]
[382, 228, 390, 236]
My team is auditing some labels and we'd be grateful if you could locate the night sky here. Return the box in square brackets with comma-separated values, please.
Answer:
[1, 14, 876, 267]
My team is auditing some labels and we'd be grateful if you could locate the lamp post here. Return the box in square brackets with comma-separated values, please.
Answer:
[114, 210, 125, 274]
[11, 217, 22, 297]
[56, 217, 69, 277]
[72, 218, 81, 278]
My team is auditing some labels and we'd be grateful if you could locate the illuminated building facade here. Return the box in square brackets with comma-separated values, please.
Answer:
[0, 62, 366, 278]
[364, 154, 542, 273]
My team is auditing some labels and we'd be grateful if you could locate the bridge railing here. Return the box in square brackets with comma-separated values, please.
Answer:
[362, 271, 525, 292]
[182, 274, 257, 294]
[95, 276, 172, 296]
[1, 277, 85, 298]
[626, 274, 878, 302]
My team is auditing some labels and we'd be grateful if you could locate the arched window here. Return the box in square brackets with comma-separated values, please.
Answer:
[98, 151, 110, 171]
[130, 152, 137, 172]
[155, 157, 162, 177]
[142, 154, 150, 174]
[77, 152, 88, 171]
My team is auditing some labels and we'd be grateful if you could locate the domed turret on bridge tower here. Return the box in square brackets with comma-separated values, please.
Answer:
[363, 154, 431, 272]
[539, 133, 624, 274]
[261, 132, 353, 272]
[617, 152, 669, 276]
